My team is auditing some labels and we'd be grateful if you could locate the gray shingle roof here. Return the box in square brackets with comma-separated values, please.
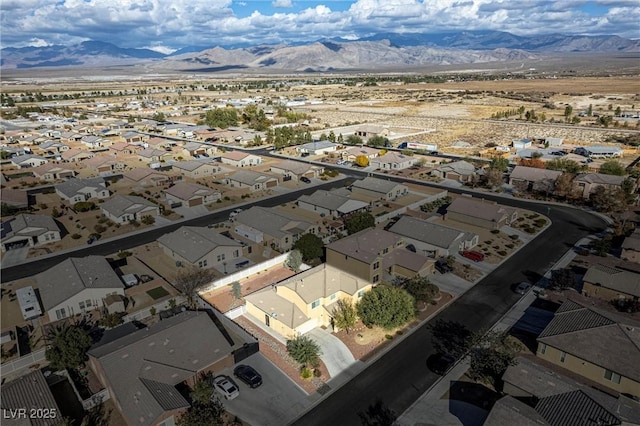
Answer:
[575, 173, 626, 186]
[327, 228, 401, 263]
[389, 215, 474, 250]
[447, 197, 513, 223]
[88, 311, 235, 426]
[583, 264, 640, 297]
[1, 214, 59, 239]
[227, 170, 276, 186]
[235, 206, 313, 239]
[0, 370, 61, 426]
[510, 166, 563, 182]
[157, 226, 241, 263]
[55, 177, 106, 198]
[535, 390, 621, 426]
[484, 396, 550, 426]
[297, 190, 369, 214]
[36, 256, 124, 310]
[164, 182, 219, 201]
[101, 195, 157, 218]
[352, 177, 406, 194]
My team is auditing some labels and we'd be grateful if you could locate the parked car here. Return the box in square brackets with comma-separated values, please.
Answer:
[212, 375, 239, 400]
[300, 176, 311, 184]
[86, 234, 101, 245]
[336, 159, 345, 165]
[461, 250, 485, 262]
[427, 353, 455, 375]
[435, 260, 453, 274]
[139, 274, 154, 283]
[234, 365, 263, 388]
[514, 282, 532, 295]
[229, 208, 243, 221]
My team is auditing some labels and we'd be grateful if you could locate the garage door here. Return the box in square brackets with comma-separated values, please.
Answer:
[266, 180, 277, 188]
[188, 197, 203, 207]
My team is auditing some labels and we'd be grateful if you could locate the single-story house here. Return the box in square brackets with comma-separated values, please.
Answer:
[370, 152, 416, 170]
[109, 142, 140, 155]
[138, 148, 173, 163]
[55, 177, 110, 203]
[296, 140, 338, 156]
[38, 140, 70, 153]
[431, 160, 477, 182]
[297, 189, 369, 218]
[354, 125, 390, 140]
[88, 311, 237, 426]
[1, 214, 61, 251]
[270, 160, 324, 181]
[512, 138, 533, 149]
[61, 148, 94, 162]
[225, 170, 278, 192]
[446, 196, 517, 230]
[158, 226, 242, 269]
[32, 163, 75, 181]
[10, 154, 48, 168]
[573, 173, 628, 199]
[120, 131, 146, 144]
[122, 168, 174, 188]
[245, 263, 373, 339]
[83, 156, 126, 175]
[582, 264, 640, 302]
[219, 151, 262, 167]
[351, 177, 409, 200]
[35, 256, 125, 322]
[574, 145, 623, 158]
[170, 160, 226, 179]
[389, 215, 478, 257]
[1, 370, 61, 426]
[164, 182, 221, 207]
[341, 146, 380, 162]
[509, 166, 562, 190]
[182, 142, 216, 158]
[81, 135, 108, 149]
[0, 189, 29, 210]
[101, 195, 160, 224]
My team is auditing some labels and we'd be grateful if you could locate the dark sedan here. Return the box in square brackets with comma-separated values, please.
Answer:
[234, 364, 263, 388]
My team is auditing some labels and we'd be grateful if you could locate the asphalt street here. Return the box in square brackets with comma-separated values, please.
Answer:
[290, 203, 607, 426]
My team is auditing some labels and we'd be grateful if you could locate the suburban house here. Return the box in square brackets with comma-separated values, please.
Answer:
[81, 135, 108, 149]
[138, 147, 173, 163]
[269, 160, 324, 181]
[219, 151, 262, 167]
[326, 228, 435, 284]
[0, 189, 29, 210]
[122, 168, 173, 188]
[61, 148, 94, 162]
[545, 137, 564, 146]
[370, 152, 416, 170]
[32, 163, 75, 181]
[388, 215, 478, 257]
[622, 229, 640, 264]
[225, 170, 278, 192]
[83, 156, 125, 175]
[39, 140, 70, 153]
[431, 160, 477, 182]
[234, 206, 319, 251]
[164, 182, 221, 207]
[1, 214, 61, 251]
[445, 197, 517, 230]
[88, 311, 238, 426]
[245, 263, 373, 339]
[120, 131, 146, 144]
[354, 125, 390, 140]
[146, 137, 175, 149]
[575, 145, 623, 158]
[55, 177, 110, 203]
[10, 154, 48, 168]
[351, 177, 409, 201]
[536, 299, 640, 398]
[101, 195, 160, 224]
[509, 166, 562, 190]
[1, 370, 62, 426]
[573, 173, 628, 199]
[158, 226, 243, 270]
[581, 264, 640, 302]
[109, 142, 140, 156]
[182, 142, 216, 158]
[35, 256, 125, 322]
[297, 189, 369, 218]
[512, 138, 533, 149]
[170, 160, 227, 179]
[296, 140, 338, 156]
[341, 146, 380, 162]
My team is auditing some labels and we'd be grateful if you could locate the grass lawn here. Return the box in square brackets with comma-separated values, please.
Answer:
[147, 286, 170, 300]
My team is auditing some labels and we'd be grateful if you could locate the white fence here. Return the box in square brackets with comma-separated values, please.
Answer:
[224, 305, 247, 319]
[199, 253, 289, 294]
[0, 348, 46, 378]
[374, 190, 449, 224]
[82, 388, 111, 410]
[122, 295, 186, 322]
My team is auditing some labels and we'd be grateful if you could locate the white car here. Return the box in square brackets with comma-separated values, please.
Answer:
[228, 208, 243, 221]
[212, 375, 239, 400]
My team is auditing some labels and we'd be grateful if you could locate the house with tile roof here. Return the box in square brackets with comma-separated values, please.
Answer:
[169, 160, 226, 179]
[581, 264, 640, 301]
[61, 148, 94, 162]
[536, 299, 640, 397]
[122, 168, 174, 188]
[87, 311, 238, 426]
[431, 160, 477, 182]
[101, 195, 159, 224]
[83, 156, 126, 175]
[164, 182, 221, 207]
[341, 146, 380, 162]
[32, 163, 75, 181]
[157, 226, 242, 269]
[326, 228, 434, 284]
[224, 170, 278, 191]
[446, 197, 517, 230]
[370, 151, 416, 170]
[35, 256, 125, 321]
[509, 166, 562, 189]
[1, 214, 61, 251]
[245, 263, 373, 338]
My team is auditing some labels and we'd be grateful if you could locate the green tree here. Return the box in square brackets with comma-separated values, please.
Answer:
[328, 131, 336, 142]
[190, 372, 214, 405]
[489, 157, 509, 172]
[550, 268, 577, 290]
[99, 312, 125, 328]
[284, 249, 303, 271]
[590, 186, 627, 212]
[346, 135, 363, 145]
[430, 319, 472, 358]
[331, 299, 358, 334]
[546, 158, 584, 173]
[615, 106, 622, 117]
[204, 107, 238, 128]
[367, 136, 387, 148]
[141, 215, 155, 225]
[45, 323, 93, 370]
[356, 285, 415, 330]
[468, 330, 521, 385]
[152, 112, 167, 122]
[397, 275, 439, 304]
[358, 400, 397, 426]
[590, 238, 612, 257]
[293, 233, 324, 262]
[231, 281, 242, 300]
[177, 396, 224, 426]
[286, 335, 321, 368]
[173, 267, 214, 308]
[599, 160, 626, 176]
[564, 105, 573, 121]
[587, 104, 593, 116]
[345, 211, 375, 235]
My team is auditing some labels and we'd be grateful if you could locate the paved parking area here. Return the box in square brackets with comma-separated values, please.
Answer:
[215, 353, 316, 426]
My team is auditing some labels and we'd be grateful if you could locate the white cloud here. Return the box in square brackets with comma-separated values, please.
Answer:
[272, 0, 293, 8]
[27, 38, 52, 47]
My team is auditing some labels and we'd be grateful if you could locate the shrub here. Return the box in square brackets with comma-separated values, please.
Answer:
[509, 235, 519, 240]
[94, 224, 106, 233]
[385, 334, 394, 340]
[73, 201, 95, 212]
[141, 215, 155, 225]
[129, 219, 140, 227]
[117, 250, 132, 258]
[313, 368, 322, 378]
[300, 368, 313, 379]
[498, 250, 507, 256]
[71, 233, 82, 239]
[490, 229, 500, 234]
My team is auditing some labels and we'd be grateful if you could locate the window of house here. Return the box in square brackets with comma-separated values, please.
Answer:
[79, 301, 85, 310]
[539, 343, 546, 355]
[233, 250, 239, 258]
[373, 262, 380, 270]
[604, 369, 621, 384]
[330, 293, 336, 300]
[311, 299, 320, 309]
[199, 259, 208, 268]
[358, 290, 364, 298]
[560, 351, 567, 363]
[285, 237, 289, 244]
[86, 300, 92, 307]
[382, 248, 388, 254]
[217, 254, 225, 262]
[56, 308, 66, 320]
[373, 275, 379, 283]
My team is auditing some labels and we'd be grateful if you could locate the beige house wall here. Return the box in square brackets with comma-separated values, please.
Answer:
[326, 249, 375, 281]
[621, 249, 640, 264]
[582, 282, 636, 301]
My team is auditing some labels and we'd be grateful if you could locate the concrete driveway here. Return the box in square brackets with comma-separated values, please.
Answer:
[307, 327, 356, 378]
[1, 247, 29, 267]
[216, 353, 314, 426]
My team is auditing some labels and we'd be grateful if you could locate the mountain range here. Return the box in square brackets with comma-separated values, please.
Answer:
[2, 31, 638, 71]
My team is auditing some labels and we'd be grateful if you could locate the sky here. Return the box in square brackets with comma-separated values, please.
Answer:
[1, 0, 639, 53]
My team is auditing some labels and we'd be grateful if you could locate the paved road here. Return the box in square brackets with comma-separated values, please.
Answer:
[290, 203, 606, 426]
[0, 177, 354, 283]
